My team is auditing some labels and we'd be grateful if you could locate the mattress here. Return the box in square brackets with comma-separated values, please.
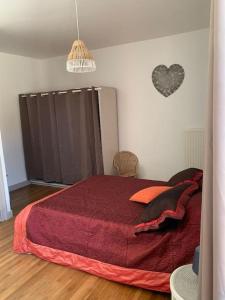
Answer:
[14, 175, 201, 293]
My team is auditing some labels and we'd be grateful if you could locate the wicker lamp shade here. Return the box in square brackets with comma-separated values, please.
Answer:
[67, 40, 96, 73]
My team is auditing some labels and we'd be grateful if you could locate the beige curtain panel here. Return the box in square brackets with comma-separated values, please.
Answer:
[199, 0, 225, 299]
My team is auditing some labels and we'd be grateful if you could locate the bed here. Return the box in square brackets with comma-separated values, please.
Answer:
[13, 175, 201, 293]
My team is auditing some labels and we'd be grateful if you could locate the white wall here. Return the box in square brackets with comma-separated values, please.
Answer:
[0, 29, 209, 186]
[0, 52, 42, 186]
[39, 29, 209, 181]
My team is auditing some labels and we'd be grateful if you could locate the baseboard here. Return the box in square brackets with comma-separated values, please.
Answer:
[30, 180, 68, 188]
[8, 180, 30, 192]
[9, 179, 68, 191]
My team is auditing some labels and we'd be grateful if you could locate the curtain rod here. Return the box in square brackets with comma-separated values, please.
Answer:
[20, 87, 102, 98]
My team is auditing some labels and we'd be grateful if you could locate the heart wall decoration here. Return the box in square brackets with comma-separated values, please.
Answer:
[152, 64, 185, 97]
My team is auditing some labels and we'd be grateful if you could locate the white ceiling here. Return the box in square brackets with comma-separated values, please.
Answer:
[0, 0, 210, 59]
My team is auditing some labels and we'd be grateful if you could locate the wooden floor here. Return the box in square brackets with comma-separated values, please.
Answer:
[0, 184, 170, 300]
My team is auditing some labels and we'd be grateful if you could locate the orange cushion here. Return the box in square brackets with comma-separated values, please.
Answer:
[129, 186, 172, 204]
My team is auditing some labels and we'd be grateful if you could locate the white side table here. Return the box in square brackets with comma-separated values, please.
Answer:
[170, 264, 198, 300]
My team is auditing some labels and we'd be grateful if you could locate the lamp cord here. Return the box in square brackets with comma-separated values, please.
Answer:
[75, 0, 80, 40]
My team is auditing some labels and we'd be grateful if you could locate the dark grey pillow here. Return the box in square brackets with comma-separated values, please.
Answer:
[168, 168, 203, 186]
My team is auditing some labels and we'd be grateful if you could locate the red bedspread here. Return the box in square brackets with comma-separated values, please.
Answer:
[14, 176, 201, 293]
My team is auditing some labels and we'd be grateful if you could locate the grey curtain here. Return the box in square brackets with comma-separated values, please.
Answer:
[19, 88, 103, 184]
[20, 93, 61, 182]
[0, 131, 12, 221]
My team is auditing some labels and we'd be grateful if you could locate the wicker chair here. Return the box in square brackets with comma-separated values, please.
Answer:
[113, 151, 138, 177]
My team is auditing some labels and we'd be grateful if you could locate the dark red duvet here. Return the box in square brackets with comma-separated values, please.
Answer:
[14, 176, 201, 293]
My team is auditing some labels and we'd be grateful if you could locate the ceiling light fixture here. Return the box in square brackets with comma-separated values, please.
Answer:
[66, 0, 96, 73]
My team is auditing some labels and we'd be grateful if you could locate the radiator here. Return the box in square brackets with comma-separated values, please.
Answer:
[185, 129, 204, 169]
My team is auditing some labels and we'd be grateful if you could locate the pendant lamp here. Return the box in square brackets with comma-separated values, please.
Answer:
[67, 0, 96, 73]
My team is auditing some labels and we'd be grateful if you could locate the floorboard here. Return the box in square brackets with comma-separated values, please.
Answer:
[0, 184, 170, 300]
